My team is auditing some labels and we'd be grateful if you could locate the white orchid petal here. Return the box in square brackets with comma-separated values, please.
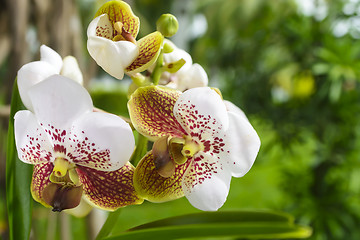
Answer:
[87, 37, 138, 79]
[223, 100, 249, 122]
[28, 75, 93, 129]
[225, 111, 260, 177]
[40, 45, 63, 73]
[17, 61, 58, 111]
[188, 63, 208, 86]
[175, 63, 208, 91]
[87, 14, 139, 80]
[183, 153, 231, 211]
[174, 87, 229, 140]
[87, 14, 113, 40]
[68, 112, 135, 171]
[60, 56, 83, 85]
[14, 110, 53, 165]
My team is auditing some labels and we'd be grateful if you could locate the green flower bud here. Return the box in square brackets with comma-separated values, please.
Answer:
[163, 42, 175, 53]
[156, 14, 179, 37]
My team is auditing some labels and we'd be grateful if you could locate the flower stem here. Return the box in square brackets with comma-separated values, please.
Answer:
[151, 51, 164, 85]
[130, 73, 148, 87]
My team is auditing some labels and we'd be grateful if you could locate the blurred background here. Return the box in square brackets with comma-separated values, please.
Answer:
[1, 0, 360, 239]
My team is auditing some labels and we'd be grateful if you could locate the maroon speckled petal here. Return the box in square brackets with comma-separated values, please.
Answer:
[14, 111, 53, 165]
[67, 111, 135, 172]
[181, 152, 227, 194]
[128, 86, 186, 141]
[174, 87, 228, 141]
[125, 31, 163, 73]
[31, 162, 53, 208]
[182, 152, 232, 211]
[133, 151, 191, 202]
[76, 162, 143, 210]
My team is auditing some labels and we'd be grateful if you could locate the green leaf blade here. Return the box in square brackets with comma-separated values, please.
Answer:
[129, 211, 293, 230]
[6, 79, 34, 240]
[104, 211, 312, 240]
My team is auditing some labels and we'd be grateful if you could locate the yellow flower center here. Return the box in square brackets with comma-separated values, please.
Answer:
[167, 135, 203, 165]
[113, 21, 136, 44]
[53, 158, 71, 178]
[44, 158, 82, 212]
[50, 158, 78, 186]
[181, 136, 202, 158]
[152, 135, 203, 178]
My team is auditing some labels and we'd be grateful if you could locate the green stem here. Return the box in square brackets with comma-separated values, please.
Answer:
[95, 209, 122, 240]
[151, 51, 164, 85]
[130, 73, 148, 87]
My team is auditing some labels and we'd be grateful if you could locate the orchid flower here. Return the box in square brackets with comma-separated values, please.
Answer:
[15, 75, 142, 212]
[128, 86, 260, 211]
[17, 45, 83, 112]
[158, 40, 208, 91]
[87, 0, 163, 80]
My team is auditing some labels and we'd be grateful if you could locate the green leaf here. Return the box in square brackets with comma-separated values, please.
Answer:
[6, 79, 34, 240]
[96, 209, 122, 240]
[104, 211, 312, 240]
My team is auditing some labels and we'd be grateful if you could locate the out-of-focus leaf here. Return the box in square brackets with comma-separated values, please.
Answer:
[329, 80, 342, 103]
[312, 63, 330, 75]
[6, 79, 33, 240]
[104, 211, 312, 240]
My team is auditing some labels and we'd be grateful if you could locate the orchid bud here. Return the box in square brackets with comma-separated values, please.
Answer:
[156, 14, 179, 37]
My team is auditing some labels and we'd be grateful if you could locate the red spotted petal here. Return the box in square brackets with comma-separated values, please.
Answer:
[76, 162, 143, 210]
[125, 31, 163, 73]
[31, 162, 53, 208]
[181, 152, 232, 211]
[133, 151, 191, 202]
[14, 111, 53, 165]
[128, 86, 186, 140]
[174, 87, 229, 141]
